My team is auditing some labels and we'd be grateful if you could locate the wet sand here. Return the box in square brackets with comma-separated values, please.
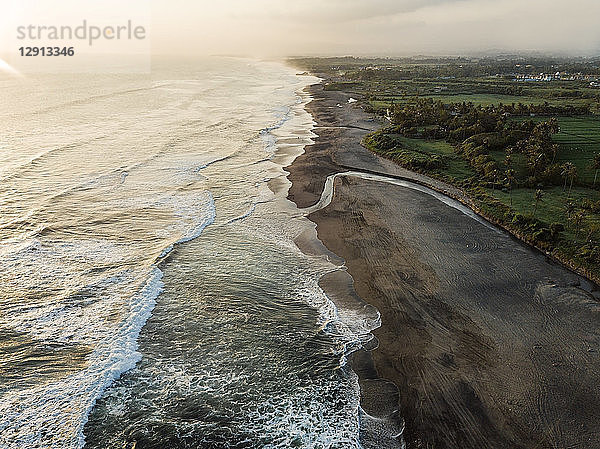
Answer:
[287, 84, 600, 448]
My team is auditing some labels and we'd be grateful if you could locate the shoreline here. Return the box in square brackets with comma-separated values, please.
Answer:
[287, 81, 598, 296]
[286, 82, 600, 448]
[292, 83, 600, 288]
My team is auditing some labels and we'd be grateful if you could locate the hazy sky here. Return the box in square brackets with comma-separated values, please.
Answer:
[1, 0, 599, 58]
[150, 0, 600, 56]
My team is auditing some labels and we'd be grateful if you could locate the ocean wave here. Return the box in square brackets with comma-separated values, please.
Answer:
[259, 104, 294, 154]
[257, 86, 381, 364]
[0, 135, 109, 183]
[0, 269, 164, 449]
[0, 189, 216, 448]
[28, 83, 177, 118]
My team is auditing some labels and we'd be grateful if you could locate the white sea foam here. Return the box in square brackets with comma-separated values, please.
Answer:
[0, 169, 216, 449]
[0, 269, 163, 449]
[0, 201, 216, 448]
[260, 104, 294, 155]
[244, 371, 363, 449]
[256, 85, 382, 359]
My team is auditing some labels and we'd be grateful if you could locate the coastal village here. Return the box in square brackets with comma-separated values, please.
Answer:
[514, 72, 600, 84]
[329, 58, 600, 87]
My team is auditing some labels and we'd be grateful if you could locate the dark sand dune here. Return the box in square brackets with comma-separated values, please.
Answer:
[287, 84, 600, 448]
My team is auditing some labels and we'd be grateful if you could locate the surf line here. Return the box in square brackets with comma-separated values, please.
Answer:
[296, 170, 420, 448]
[300, 169, 501, 233]
[294, 168, 503, 448]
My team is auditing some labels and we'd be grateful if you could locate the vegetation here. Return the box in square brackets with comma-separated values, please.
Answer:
[291, 56, 600, 281]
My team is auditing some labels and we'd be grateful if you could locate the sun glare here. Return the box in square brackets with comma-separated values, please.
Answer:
[0, 58, 22, 76]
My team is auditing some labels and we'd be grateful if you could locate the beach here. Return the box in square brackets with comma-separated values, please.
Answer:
[287, 83, 600, 448]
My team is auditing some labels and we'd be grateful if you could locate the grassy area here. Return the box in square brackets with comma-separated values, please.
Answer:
[506, 115, 600, 184]
[370, 92, 598, 114]
[487, 187, 600, 232]
[477, 186, 600, 276]
[553, 116, 600, 184]
[381, 135, 476, 181]
[423, 93, 594, 108]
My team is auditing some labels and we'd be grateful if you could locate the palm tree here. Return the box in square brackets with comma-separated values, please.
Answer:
[591, 153, 600, 187]
[550, 144, 558, 165]
[506, 169, 516, 206]
[491, 169, 500, 192]
[533, 189, 544, 218]
[561, 162, 577, 196]
[571, 211, 585, 240]
[568, 165, 577, 197]
[530, 151, 547, 178]
[561, 163, 570, 191]
[565, 201, 575, 219]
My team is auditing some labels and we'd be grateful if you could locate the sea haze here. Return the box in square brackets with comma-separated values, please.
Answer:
[0, 58, 369, 448]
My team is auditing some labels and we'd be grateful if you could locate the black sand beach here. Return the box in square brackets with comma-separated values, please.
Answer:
[287, 84, 600, 448]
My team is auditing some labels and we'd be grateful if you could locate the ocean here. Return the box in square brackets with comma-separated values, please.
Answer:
[0, 58, 376, 448]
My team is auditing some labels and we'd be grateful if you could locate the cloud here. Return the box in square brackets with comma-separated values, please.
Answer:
[222, 0, 462, 23]
[149, 0, 600, 56]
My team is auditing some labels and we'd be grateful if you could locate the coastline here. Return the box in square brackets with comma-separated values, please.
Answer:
[286, 82, 600, 448]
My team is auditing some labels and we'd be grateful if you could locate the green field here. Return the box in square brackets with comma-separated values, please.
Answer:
[423, 93, 595, 108]
[553, 116, 600, 184]
[487, 187, 600, 236]
[505, 115, 600, 184]
[370, 93, 598, 114]
[382, 135, 475, 181]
